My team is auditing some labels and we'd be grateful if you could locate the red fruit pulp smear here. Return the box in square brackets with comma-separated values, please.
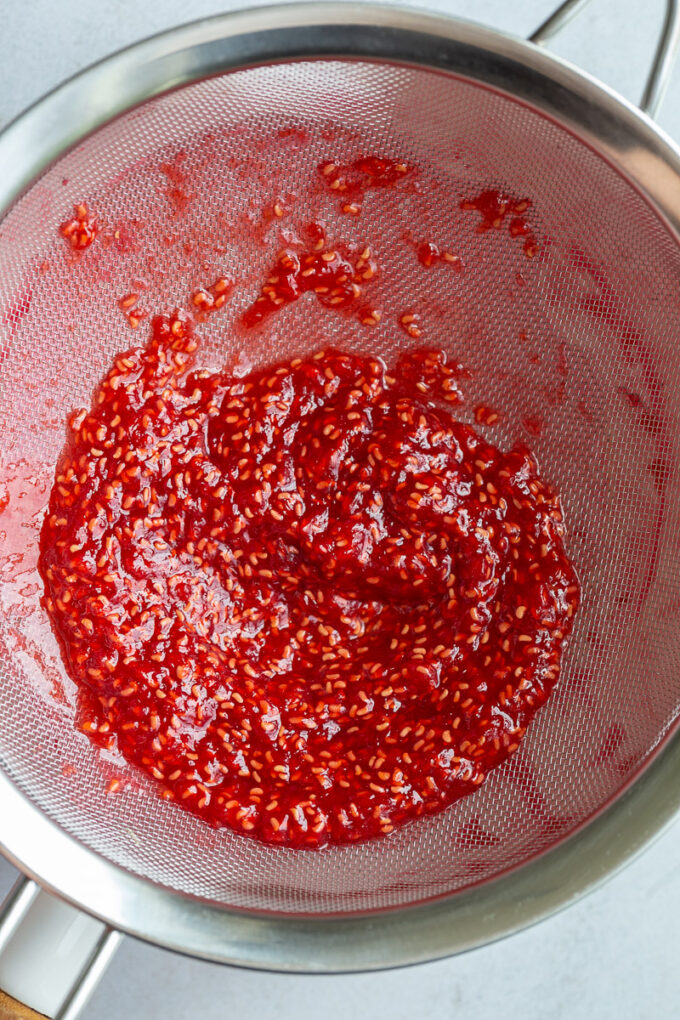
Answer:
[417, 242, 463, 270]
[117, 292, 147, 330]
[40, 316, 579, 848]
[318, 156, 412, 196]
[59, 204, 98, 251]
[460, 189, 539, 258]
[191, 276, 234, 318]
[160, 151, 193, 215]
[241, 246, 377, 328]
[318, 156, 413, 215]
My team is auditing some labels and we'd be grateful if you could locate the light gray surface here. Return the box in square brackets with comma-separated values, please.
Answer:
[2, 0, 680, 1017]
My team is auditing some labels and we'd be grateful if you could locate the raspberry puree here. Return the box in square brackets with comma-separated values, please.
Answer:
[39, 315, 579, 847]
[59, 203, 98, 250]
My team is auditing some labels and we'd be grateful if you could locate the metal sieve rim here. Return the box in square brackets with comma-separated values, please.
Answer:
[1, 1, 680, 970]
[2, 726, 679, 971]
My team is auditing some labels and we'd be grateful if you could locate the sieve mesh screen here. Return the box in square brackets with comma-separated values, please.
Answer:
[1, 60, 679, 914]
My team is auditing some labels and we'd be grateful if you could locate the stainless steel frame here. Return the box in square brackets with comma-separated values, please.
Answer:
[530, 0, 680, 116]
[1, 0, 680, 974]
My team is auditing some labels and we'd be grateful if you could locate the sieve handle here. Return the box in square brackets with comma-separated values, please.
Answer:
[0, 874, 120, 1019]
[530, 0, 680, 118]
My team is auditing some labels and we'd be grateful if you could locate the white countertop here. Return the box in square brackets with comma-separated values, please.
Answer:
[2, 1, 680, 1017]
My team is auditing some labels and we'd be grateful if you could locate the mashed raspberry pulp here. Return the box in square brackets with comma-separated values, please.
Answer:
[40, 313, 579, 847]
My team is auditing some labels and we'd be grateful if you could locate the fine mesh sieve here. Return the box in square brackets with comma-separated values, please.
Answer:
[1, 1, 680, 961]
